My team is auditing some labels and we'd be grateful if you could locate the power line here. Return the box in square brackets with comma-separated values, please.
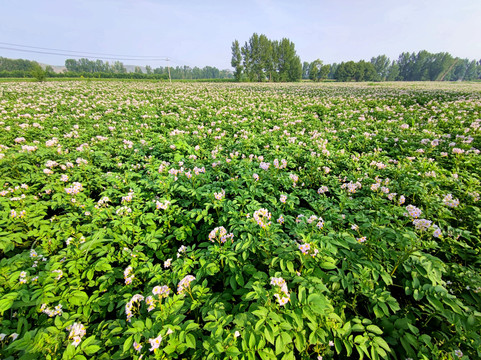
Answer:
[0, 41, 170, 59]
[0, 45, 170, 62]
[0, 42, 205, 68]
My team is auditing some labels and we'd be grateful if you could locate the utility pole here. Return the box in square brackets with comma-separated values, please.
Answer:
[166, 57, 172, 83]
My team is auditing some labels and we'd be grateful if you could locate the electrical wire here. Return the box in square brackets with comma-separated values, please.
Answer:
[0, 45, 170, 62]
[0, 41, 170, 59]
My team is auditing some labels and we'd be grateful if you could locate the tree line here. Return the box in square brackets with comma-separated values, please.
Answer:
[0, 57, 233, 80]
[2, 46, 481, 82]
[231, 34, 481, 82]
[64, 58, 233, 79]
[300, 52, 480, 82]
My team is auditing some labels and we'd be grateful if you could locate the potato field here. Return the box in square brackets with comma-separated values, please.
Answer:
[0, 81, 480, 360]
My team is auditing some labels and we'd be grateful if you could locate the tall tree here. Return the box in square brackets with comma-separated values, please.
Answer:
[259, 34, 273, 81]
[231, 40, 243, 81]
[302, 62, 310, 79]
[319, 64, 331, 80]
[232, 34, 301, 82]
[370, 55, 391, 81]
[309, 59, 322, 81]
[386, 61, 400, 81]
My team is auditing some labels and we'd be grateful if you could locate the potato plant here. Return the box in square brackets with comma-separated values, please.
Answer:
[0, 81, 480, 359]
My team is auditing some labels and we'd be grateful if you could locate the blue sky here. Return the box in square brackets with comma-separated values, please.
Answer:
[1, 0, 480, 69]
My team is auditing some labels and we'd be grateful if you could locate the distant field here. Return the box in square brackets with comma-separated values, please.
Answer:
[0, 81, 480, 359]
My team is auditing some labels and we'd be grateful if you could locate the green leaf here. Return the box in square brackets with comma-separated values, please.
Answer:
[366, 325, 383, 335]
[69, 291, 89, 306]
[320, 261, 337, 270]
[0, 292, 17, 314]
[123, 335, 133, 353]
[275, 335, 284, 355]
[226, 346, 240, 357]
[83, 345, 100, 356]
[351, 323, 365, 332]
[298, 286, 306, 303]
[186, 333, 196, 349]
[334, 338, 342, 353]
[307, 293, 328, 314]
[162, 344, 175, 355]
[373, 336, 390, 351]
[294, 332, 305, 352]
[264, 324, 275, 345]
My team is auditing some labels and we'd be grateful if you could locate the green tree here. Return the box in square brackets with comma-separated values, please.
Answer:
[31, 63, 46, 82]
[386, 61, 400, 81]
[259, 34, 274, 81]
[234, 34, 301, 82]
[309, 59, 322, 81]
[276, 38, 301, 82]
[241, 41, 252, 81]
[231, 40, 243, 81]
[302, 61, 310, 79]
[464, 60, 477, 80]
[319, 64, 330, 80]
[112, 61, 127, 74]
[370, 55, 391, 81]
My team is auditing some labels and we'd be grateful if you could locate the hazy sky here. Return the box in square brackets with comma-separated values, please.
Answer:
[1, 0, 480, 69]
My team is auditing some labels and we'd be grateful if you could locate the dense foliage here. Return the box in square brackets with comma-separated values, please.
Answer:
[64, 59, 233, 80]
[231, 34, 302, 82]
[301, 52, 481, 82]
[0, 81, 480, 360]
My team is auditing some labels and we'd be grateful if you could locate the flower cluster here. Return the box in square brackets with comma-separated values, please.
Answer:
[273, 158, 287, 169]
[298, 242, 319, 257]
[125, 294, 144, 322]
[66, 322, 86, 347]
[177, 275, 196, 295]
[19, 271, 27, 284]
[253, 208, 272, 229]
[153, 285, 171, 298]
[65, 182, 83, 195]
[40, 303, 63, 317]
[280, 194, 287, 204]
[149, 334, 162, 352]
[156, 200, 170, 210]
[124, 266, 134, 285]
[469, 192, 479, 202]
[10, 209, 26, 219]
[193, 166, 205, 175]
[317, 186, 329, 194]
[259, 162, 270, 170]
[289, 173, 299, 186]
[116, 206, 132, 216]
[357, 236, 367, 243]
[214, 189, 225, 201]
[52, 269, 63, 280]
[412, 219, 442, 238]
[133, 341, 142, 352]
[121, 190, 134, 203]
[95, 196, 110, 209]
[341, 180, 362, 194]
[270, 277, 290, 306]
[177, 245, 187, 258]
[405, 205, 422, 219]
[443, 194, 460, 208]
[208, 226, 234, 244]
[412, 219, 432, 231]
[253, 173, 259, 181]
